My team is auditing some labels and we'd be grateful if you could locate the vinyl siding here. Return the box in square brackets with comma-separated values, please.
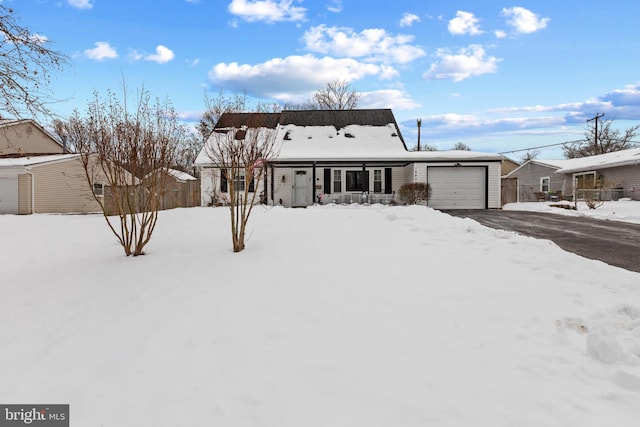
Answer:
[0, 122, 64, 155]
[17, 173, 32, 214]
[31, 158, 102, 213]
[594, 164, 640, 200]
[508, 163, 569, 202]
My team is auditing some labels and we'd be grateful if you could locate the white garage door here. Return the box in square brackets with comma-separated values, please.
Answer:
[0, 176, 19, 214]
[427, 167, 486, 209]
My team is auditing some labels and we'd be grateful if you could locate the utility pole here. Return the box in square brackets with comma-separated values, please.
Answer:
[416, 118, 422, 151]
[587, 113, 605, 154]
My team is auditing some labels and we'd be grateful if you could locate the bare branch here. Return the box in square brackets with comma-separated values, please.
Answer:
[205, 124, 278, 252]
[58, 88, 185, 256]
[0, 5, 69, 119]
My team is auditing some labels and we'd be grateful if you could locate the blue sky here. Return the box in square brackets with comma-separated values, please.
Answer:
[6, 0, 640, 159]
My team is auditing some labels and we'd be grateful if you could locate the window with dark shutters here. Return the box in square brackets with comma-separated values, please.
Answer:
[324, 168, 331, 194]
[248, 175, 255, 192]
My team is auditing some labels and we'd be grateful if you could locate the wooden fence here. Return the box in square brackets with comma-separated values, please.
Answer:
[103, 179, 200, 216]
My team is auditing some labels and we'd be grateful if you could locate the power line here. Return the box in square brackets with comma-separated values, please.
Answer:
[498, 140, 583, 155]
[499, 139, 640, 156]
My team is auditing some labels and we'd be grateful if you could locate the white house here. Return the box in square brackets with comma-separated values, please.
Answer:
[194, 109, 503, 209]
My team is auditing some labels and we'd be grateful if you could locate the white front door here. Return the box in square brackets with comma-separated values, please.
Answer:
[293, 170, 309, 206]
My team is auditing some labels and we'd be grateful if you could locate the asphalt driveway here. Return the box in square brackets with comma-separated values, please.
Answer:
[440, 209, 640, 273]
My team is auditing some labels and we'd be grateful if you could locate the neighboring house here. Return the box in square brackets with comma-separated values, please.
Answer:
[0, 119, 65, 156]
[0, 119, 101, 214]
[500, 157, 520, 176]
[195, 109, 503, 209]
[505, 148, 640, 202]
[0, 154, 103, 214]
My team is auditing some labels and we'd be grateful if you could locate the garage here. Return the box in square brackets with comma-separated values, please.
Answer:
[427, 166, 487, 209]
[0, 175, 19, 214]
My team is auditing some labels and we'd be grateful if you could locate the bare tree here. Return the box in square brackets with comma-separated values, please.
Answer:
[206, 124, 278, 252]
[452, 142, 471, 151]
[311, 79, 360, 110]
[520, 149, 540, 163]
[563, 116, 639, 158]
[174, 130, 203, 178]
[1, 5, 68, 119]
[59, 87, 185, 256]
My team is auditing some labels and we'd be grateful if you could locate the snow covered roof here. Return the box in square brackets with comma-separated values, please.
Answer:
[555, 147, 640, 173]
[168, 169, 197, 181]
[505, 147, 640, 177]
[0, 153, 79, 167]
[194, 109, 502, 165]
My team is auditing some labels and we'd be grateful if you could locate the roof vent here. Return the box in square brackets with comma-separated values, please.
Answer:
[344, 133, 354, 138]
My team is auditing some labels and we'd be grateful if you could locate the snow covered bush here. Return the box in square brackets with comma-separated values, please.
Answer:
[398, 183, 431, 205]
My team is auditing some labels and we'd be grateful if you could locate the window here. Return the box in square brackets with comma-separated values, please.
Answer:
[575, 172, 596, 189]
[221, 169, 251, 192]
[374, 170, 382, 193]
[540, 177, 550, 192]
[346, 170, 369, 192]
[93, 183, 104, 196]
[233, 173, 245, 192]
[333, 170, 342, 193]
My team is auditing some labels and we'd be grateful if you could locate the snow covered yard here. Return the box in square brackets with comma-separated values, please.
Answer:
[1, 204, 640, 426]
[503, 199, 640, 224]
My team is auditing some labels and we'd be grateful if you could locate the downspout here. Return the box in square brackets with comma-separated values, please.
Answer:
[312, 162, 316, 205]
[26, 169, 35, 214]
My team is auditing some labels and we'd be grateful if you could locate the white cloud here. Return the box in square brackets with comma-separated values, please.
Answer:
[359, 89, 421, 110]
[494, 30, 507, 39]
[68, 0, 93, 9]
[399, 13, 420, 28]
[501, 7, 550, 34]
[128, 50, 144, 61]
[448, 11, 483, 36]
[84, 42, 118, 61]
[327, 0, 342, 13]
[303, 25, 425, 64]
[144, 45, 175, 64]
[423, 45, 500, 82]
[228, 0, 306, 23]
[208, 54, 395, 103]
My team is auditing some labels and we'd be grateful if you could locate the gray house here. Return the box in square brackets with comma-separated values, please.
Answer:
[195, 109, 503, 209]
[505, 148, 640, 202]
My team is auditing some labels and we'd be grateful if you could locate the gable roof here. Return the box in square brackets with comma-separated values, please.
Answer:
[506, 147, 640, 177]
[556, 147, 640, 173]
[505, 158, 574, 177]
[195, 109, 502, 165]
[0, 153, 79, 167]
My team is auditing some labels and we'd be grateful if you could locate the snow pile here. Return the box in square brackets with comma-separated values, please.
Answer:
[1, 205, 640, 426]
[503, 200, 640, 224]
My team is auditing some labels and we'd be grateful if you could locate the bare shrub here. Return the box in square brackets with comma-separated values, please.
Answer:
[60, 87, 186, 256]
[399, 183, 431, 205]
[206, 124, 278, 252]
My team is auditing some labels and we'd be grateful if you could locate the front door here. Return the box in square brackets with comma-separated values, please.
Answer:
[293, 170, 309, 206]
